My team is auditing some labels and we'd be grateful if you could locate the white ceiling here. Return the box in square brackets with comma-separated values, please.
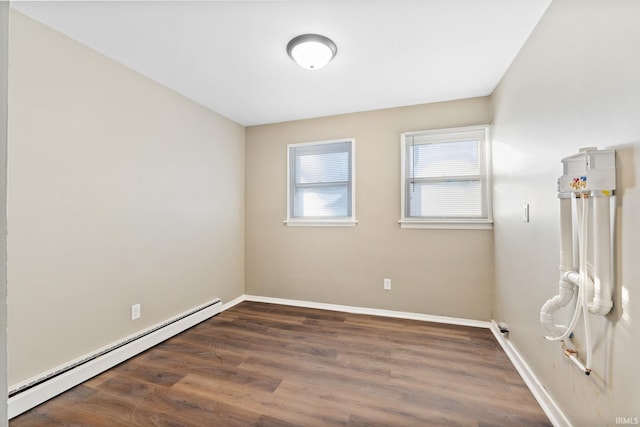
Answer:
[11, 0, 551, 126]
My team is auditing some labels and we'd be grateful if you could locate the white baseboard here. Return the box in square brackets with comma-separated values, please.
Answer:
[221, 294, 245, 312]
[489, 321, 572, 427]
[243, 295, 491, 328]
[8, 298, 223, 419]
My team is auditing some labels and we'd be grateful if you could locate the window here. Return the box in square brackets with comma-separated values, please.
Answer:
[400, 125, 492, 229]
[286, 139, 356, 226]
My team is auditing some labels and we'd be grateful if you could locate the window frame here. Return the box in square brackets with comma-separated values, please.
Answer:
[399, 125, 493, 230]
[285, 138, 357, 227]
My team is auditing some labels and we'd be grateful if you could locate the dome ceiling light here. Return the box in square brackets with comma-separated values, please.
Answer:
[286, 34, 337, 70]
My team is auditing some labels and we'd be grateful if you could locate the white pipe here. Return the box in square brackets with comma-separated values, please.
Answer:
[559, 197, 574, 272]
[540, 272, 582, 341]
[579, 195, 593, 371]
[571, 194, 580, 270]
[541, 275, 577, 337]
[541, 197, 578, 339]
[589, 195, 613, 315]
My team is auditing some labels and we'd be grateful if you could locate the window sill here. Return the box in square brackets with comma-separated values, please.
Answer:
[399, 220, 493, 230]
[284, 219, 358, 227]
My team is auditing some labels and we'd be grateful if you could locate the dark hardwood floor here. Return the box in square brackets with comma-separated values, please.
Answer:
[10, 302, 551, 426]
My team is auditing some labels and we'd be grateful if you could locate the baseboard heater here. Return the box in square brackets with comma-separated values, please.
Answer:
[8, 298, 222, 419]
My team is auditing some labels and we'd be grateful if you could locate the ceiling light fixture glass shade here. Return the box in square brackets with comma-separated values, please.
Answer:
[287, 34, 337, 70]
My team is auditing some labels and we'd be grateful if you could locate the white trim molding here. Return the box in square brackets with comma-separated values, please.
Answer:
[489, 321, 572, 427]
[399, 220, 493, 230]
[221, 294, 246, 312]
[284, 219, 357, 227]
[243, 295, 490, 328]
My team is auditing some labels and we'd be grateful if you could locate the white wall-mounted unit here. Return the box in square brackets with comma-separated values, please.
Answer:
[557, 147, 616, 194]
[541, 147, 616, 375]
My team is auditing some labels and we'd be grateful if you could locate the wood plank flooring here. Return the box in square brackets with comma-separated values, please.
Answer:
[10, 302, 551, 426]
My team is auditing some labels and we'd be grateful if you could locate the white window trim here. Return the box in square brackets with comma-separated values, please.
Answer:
[285, 138, 357, 227]
[399, 125, 493, 230]
[283, 218, 358, 227]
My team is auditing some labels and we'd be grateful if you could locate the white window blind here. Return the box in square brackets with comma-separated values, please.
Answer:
[287, 139, 355, 225]
[401, 126, 492, 228]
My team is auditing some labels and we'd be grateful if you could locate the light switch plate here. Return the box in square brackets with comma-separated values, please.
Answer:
[523, 204, 530, 222]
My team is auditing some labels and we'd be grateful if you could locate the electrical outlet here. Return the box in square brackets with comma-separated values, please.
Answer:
[384, 278, 391, 290]
[131, 303, 141, 320]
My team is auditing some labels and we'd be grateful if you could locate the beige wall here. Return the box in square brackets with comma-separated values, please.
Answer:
[1, 2, 8, 425]
[7, 11, 245, 387]
[246, 99, 494, 320]
[492, 0, 640, 424]
[14, 1, 640, 423]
